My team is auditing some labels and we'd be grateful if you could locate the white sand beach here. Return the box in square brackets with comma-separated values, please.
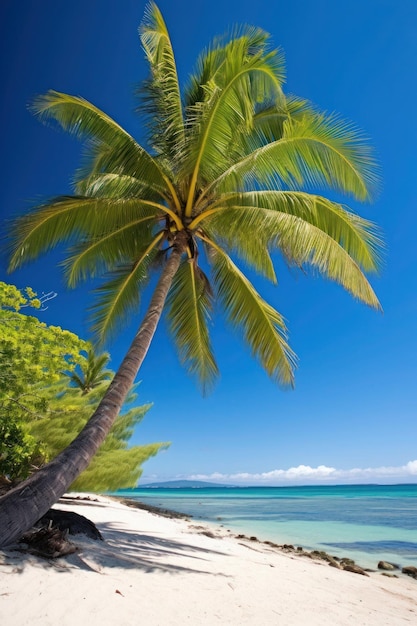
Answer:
[0, 494, 416, 625]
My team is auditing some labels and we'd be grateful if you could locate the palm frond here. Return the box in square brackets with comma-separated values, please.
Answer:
[66, 371, 85, 390]
[83, 350, 112, 386]
[166, 260, 218, 389]
[200, 204, 277, 282]
[65, 346, 112, 393]
[208, 108, 379, 201]
[184, 26, 284, 108]
[8, 196, 162, 271]
[89, 232, 164, 342]
[138, 2, 184, 158]
[62, 214, 157, 287]
[204, 190, 383, 272]
[207, 243, 296, 385]
[267, 211, 382, 308]
[8, 196, 102, 270]
[76, 172, 149, 198]
[251, 94, 311, 143]
[183, 39, 285, 212]
[31, 90, 171, 196]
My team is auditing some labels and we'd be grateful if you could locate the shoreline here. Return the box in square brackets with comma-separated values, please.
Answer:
[112, 494, 413, 577]
[111, 493, 415, 576]
[1, 493, 416, 625]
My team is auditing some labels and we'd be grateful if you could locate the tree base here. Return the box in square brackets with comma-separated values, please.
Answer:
[18, 509, 103, 559]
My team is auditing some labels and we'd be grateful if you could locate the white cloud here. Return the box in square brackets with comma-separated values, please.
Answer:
[406, 460, 417, 474]
[185, 460, 417, 485]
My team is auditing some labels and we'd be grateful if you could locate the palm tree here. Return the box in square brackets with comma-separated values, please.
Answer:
[0, 3, 382, 547]
[65, 346, 112, 395]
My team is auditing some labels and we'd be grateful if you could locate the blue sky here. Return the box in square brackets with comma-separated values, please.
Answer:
[1, 0, 416, 485]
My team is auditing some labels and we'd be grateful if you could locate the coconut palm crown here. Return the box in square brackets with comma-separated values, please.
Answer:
[9, 3, 382, 392]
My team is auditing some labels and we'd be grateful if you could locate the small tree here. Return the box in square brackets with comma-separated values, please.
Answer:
[0, 282, 86, 483]
[0, 282, 166, 491]
[30, 355, 167, 492]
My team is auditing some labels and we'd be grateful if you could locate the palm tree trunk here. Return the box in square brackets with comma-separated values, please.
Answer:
[0, 240, 185, 547]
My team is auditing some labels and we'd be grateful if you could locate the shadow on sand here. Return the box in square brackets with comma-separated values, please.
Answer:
[0, 519, 229, 578]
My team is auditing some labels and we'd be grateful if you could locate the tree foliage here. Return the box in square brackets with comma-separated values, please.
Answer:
[29, 352, 168, 492]
[0, 282, 166, 490]
[0, 282, 86, 481]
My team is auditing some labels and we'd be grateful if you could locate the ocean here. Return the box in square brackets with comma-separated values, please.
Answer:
[115, 484, 417, 570]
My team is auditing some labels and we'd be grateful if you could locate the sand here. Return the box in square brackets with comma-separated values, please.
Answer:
[0, 494, 416, 625]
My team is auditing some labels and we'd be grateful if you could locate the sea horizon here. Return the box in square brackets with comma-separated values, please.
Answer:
[137, 481, 417, 488]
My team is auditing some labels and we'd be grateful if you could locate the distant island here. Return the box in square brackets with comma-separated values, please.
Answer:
[137, 480, 234, 489]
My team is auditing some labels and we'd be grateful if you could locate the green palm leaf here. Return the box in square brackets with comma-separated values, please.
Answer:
[89, 232, 164, 342]
[205, 190, 382, 272]
[201, 192, 381, 308]
[251, 94, 310, 142]
[185, 26, 284, 109]
[76, 172, 150, 199]
[65, 346, 112, 394]
[200, 202, 277, 282]
[8, 197, 162, 271]
[166, 261, 218, 388]
[31, 90, 171, 197]
[183, 38, 285, 212]
[208, 109, 379, 201]
[139, 2, 184, 158]
[208, 244, 296, 385]
[62, 215, 157, 287]
[268, 212, 381, 308]
[9, 196, 103, 270]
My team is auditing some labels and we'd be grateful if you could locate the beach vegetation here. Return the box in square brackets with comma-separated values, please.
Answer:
[30, 348, 167, 492]
[0, 282, 166, 492]
[0, 282, 86, 484]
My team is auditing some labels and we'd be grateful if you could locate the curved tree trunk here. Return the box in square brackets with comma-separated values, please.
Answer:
[0, 241, 185, 547]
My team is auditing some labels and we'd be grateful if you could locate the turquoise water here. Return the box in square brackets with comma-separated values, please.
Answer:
[115, 484, 417, 570]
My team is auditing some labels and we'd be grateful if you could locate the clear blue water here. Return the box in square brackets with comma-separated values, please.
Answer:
[114, 484, 417, 570]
